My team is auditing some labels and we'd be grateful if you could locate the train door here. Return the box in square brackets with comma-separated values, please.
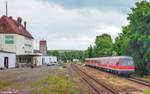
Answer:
[4, 57, 9, 68]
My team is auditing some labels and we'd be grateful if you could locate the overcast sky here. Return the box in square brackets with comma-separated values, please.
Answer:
[0, 0, 137, 50]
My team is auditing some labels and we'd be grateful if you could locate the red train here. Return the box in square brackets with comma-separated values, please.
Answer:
[85, 56, 135, 75]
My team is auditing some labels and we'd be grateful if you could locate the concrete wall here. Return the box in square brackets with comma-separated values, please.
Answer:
[42, 56, 57, 65]
[0, 34, 16, 53]
[24, 37, 34, 54]
[15, 34, 34, 55]
[0, 34, 34, 55]
[0, 52, 16, 68]
[33, 56, 42, 66]
[0, 56, 4, 68]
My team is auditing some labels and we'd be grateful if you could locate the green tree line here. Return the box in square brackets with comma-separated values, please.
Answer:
[85, 1, 150, 75]
[48, 50, 84, 63]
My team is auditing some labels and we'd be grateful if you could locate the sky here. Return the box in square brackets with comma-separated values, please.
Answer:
[0, 0, 137, 50]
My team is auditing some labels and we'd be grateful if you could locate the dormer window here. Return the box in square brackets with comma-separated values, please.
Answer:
[0, 24, 7, 30]
[19, 26, 22, 30]
[0, 25, 2, 30]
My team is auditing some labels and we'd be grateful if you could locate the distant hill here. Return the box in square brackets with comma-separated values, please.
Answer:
[48, 50, 84, 53]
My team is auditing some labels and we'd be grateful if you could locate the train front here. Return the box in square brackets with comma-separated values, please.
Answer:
[118, 57, 135, 75]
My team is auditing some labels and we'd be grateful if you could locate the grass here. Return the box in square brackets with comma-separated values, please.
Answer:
[106, 75, 117, 82]
[0, 80, 12, 90]
[143, 76, 150, 80]
[144, 89, 150, 94]
[31, 75, 80, 94]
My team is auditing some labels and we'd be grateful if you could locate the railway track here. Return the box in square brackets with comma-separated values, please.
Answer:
[127, 76, 150, 87]
[87, 65, 150, 87]
[71, 64, 119, 94]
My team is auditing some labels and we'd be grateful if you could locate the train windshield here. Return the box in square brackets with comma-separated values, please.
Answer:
[120, 58, 134, 66]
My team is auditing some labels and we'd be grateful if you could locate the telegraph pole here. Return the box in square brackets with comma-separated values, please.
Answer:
[6, 0, 8, 16]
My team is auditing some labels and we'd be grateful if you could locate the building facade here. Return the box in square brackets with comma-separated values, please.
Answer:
[0, 16, 34, 55]
[0, 15, 34, 64]
[0, 50, 16, 69]
[39, 40, 47, 55]
[0, 34, 34, 55]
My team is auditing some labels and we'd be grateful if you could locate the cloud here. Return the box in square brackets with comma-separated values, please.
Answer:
[95, 24, 123, 42]
[0, 0, 134, 50]
[47, 36, 94, 50]
[42, 0, 136, 12]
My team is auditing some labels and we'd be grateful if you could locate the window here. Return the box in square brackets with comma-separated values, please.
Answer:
[120, 59, 134, 66]
[0, 24, 7, 30]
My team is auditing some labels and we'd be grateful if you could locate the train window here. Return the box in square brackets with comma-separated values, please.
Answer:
[120, 59, 134, 66]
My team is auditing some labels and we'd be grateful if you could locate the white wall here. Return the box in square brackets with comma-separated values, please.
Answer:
[0, 35, 3, 50]
[33, 56, 42, 66]
[15, 34, 34, 55]
[15, 34, 24, 55]
[24, 37, 34, 54]
[0, 56, 4, 68]
[0, 52, 16, 68]
[0, 34, 16, 53]
[42, 56, 57, 65]
[0, 34, 34, 55]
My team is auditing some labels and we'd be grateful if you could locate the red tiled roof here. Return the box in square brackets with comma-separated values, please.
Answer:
[0, 15, 34, 39]
[40, 40, 47, 45]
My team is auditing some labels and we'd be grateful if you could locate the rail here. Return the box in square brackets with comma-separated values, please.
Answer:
[127, 76, 150, 87]
[71, 64, 119, 94]
[86, 65, 150, 87]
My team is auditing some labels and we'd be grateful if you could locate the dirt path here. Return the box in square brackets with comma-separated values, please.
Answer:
[0, 64, 148, 94]
[0, 66, 86, 94]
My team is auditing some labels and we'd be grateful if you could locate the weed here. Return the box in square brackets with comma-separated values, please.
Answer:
[144, 89, 150, 94]
[0, 80, 11, 90]
[31, 75, 79, 94]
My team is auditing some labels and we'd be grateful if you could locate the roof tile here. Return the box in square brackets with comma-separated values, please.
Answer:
[0, 16, 34, 39]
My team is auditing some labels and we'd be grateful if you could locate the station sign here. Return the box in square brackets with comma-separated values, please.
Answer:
[5, 35, 14, 44]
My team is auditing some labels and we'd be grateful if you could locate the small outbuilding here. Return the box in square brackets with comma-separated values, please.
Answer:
[32, 55, 42, 66]
[0, 50, 16, 69]
[42, 56, 57, 66]
[17, 53, 43, 67]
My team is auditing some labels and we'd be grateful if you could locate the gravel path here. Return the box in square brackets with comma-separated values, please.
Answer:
[0, 66, 64, 94]
[0, 65, 90, 94]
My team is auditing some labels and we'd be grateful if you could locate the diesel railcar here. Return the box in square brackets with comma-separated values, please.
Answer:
[85, 56, 135, 75]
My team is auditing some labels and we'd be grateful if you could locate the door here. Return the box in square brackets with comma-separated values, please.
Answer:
[4, 57, 9, 68]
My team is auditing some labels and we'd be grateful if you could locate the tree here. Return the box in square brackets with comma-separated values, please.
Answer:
[115, 1, 150, 75]
[114, 26, 131, 55]
[51, 50, 59, 56]
[84, 45, 94, 58]
[94, 34, 113, 57]
[48, 50, 84, 63]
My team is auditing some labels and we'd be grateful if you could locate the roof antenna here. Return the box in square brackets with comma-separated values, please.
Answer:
[6, 0, 8, 16]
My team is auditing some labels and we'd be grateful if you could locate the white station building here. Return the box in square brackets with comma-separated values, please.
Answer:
[0, 16, 42, 67]
[0, 15, 57, 68]
[0, 16, 34, 55]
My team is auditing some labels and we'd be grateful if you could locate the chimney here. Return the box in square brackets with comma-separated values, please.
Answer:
[9, 16, 12, 19]
[17, 17, 22, 24]
[24, 21, 27, 29]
